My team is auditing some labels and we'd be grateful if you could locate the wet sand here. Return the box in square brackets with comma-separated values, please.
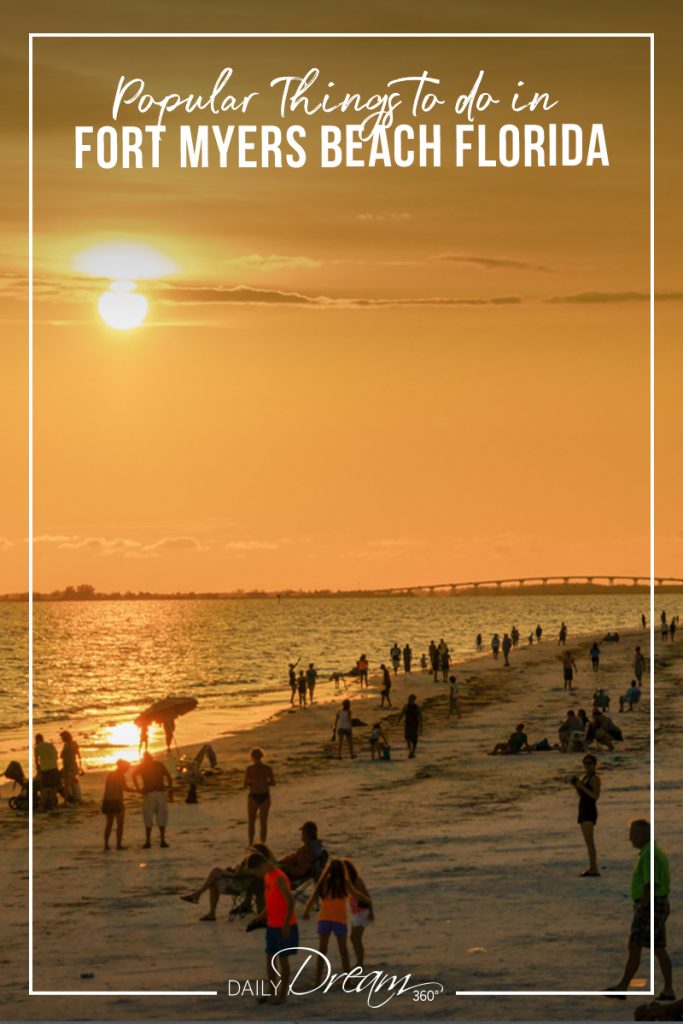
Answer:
[1, 627, 680, 1021]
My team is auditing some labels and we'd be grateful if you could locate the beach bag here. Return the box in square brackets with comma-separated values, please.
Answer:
[532, 738, 552, 751]
[381, 746, 391, 761]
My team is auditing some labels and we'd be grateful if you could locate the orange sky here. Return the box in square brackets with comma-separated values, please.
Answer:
[1, 3, 681, 592]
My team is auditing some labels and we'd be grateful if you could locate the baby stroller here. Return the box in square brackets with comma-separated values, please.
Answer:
[3, 761, 32, 812]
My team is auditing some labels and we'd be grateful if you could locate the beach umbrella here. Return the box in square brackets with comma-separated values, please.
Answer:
[134, 696, 198, 727]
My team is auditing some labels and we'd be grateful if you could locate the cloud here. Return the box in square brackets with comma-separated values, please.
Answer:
[152, 281, 522, 308]
[0, 537, 13, 551]
[223, 253, 322, 273]
[545, 291, 683, 304]
[367, 538, 427, 548]
[355, 212, 412, 222]
[434, 253, 553, 273]
[224, 540, 280, 551]
[32, 534, 207, 558]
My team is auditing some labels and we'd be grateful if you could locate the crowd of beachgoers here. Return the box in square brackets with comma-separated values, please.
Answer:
[12, 610, 683, 1016]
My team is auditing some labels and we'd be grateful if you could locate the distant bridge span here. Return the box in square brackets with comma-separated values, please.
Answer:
[352, 575, 683, 596]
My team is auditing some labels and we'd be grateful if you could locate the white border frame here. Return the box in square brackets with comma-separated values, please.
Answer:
[28, 29, 655, 999]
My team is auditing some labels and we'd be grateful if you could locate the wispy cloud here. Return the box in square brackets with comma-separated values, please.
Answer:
[152, 282, 522, 308]
[223, 253, 322, 273]
[434, 253, 553, 273]
[367, 538, 427, 548]
[0, 537, 13, 551]
[224, 540, 280, 551]
[356, 212, 412, 222]
[32, 534, 208, 558]
[545, 291, 683, 304]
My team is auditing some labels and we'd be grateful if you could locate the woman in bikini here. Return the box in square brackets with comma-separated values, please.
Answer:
[244, 747, 275, 846]
[572, 753, 601, 876]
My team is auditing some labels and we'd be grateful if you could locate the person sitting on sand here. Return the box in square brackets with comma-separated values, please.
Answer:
[490, 723, 532, 755]
[592, 709, 622, 751]
[181, 842, 272, 921]
[369, 723, 388, 759]
[279, 821, 323, 882]
[102, 759, 136, 851]
[620, 680, 642, 712]
[593, 687, 610, 710]
[558, 709, 579, 752]
[244, 747, 275, 846]
[571, 753, 601, 876]
[333, 700, 356, 759]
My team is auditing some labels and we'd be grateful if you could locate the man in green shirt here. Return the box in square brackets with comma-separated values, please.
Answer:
[608, 819, 675, 1001]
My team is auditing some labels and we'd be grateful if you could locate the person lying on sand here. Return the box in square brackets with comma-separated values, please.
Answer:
[489, 723, 532, 755]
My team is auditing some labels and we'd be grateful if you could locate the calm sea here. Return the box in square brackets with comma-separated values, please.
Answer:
[0, 594, 672, 768]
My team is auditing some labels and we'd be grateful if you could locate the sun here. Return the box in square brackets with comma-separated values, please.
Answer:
[73, 242, 178, 331]
[98, 280, 148, 330]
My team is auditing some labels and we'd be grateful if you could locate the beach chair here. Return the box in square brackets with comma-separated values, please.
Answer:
[292, 845, 329, 905]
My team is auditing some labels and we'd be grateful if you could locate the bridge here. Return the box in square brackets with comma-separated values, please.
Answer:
[349, 576, 683, 597]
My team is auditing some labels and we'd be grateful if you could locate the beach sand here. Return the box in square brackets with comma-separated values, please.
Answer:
[1, 627, 680, 1021]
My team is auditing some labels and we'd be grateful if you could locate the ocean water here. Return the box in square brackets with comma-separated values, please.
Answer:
[0, 594, 672, 768]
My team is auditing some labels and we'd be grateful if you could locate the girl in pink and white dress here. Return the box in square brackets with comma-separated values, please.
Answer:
[343, 859, 374, 967]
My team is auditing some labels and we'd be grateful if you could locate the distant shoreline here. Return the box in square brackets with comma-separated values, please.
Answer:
[1, 582, 682, 602]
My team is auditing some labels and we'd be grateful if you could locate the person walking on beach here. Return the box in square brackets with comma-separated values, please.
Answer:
[448, 675, 461, 719]
[357, 653, 369, 688]
[661, 611, 669, 642]
[288, 660, 300, 704]
[303, 859, 353, 985]
[333, 699, 356, 759]
[132, 751, 174, 849]
[559, 622, 568, 645]
[641, 613, 647, 630]
[590, 642, 601, 672]
[671, 618, 678, 642]
[34, 733, 60, 811]
[571, 753, 601, 876]
[402, 643, 412, 674]
[535, 623, 543, 643]
[379, 664, 393, 708]
[246, 850, 298, 1005]
[607, 819, 675, 1001]
[390, 643, 401, 675]
[59, 730, 83, 804]
[297, 669, 307, 707]
[634, 646, 646, 686]
[429, 640, 439, 676]
[306, 663, 318, 704]
[102, 758, 135, 851]
[475, 633, 482, 652]
[397, 694, 423, 758]
[343, 859, 374, 967]
[440, 645, 450, 681]
[245, 747, 275, 846]
[369, 722, 388, 759]
[502, 633, 512, 667]
[561, 649, 578, 691]
[491, 634, 500, 660]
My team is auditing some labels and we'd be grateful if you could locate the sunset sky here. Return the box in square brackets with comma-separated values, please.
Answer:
[2, 5, 681, 592]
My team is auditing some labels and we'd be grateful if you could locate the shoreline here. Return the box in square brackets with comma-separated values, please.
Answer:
[3, 623, 680, 1020]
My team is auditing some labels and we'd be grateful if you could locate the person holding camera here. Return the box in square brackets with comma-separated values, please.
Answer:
[572, 753, 601, 877]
